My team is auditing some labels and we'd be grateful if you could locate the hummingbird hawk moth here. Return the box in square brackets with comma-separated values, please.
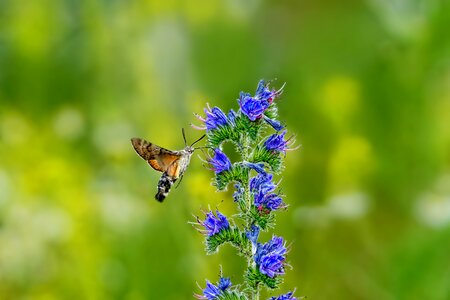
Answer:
[131, 129, 205, 202]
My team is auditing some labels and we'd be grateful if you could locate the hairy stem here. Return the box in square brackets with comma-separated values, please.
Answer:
[241, 136, 260, 300]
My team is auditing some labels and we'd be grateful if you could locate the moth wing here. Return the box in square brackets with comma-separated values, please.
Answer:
[131, 138, 180, 173]
[150, 148, 181, 174]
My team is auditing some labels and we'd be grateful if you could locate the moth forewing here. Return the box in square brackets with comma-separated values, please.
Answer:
[131, 137, 195, 202]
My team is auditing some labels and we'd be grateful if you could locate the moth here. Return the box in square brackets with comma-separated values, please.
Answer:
[131, 129, 205, 202]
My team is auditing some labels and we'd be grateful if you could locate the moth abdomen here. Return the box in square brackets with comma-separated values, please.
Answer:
[155, 172, 177, 202]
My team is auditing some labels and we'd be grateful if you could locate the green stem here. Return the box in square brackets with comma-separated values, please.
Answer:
[241, 136, 260, 300]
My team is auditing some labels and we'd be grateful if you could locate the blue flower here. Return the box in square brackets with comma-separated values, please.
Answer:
[264, 131, 288, 153]
[198, 210, 230, 237]
[270, 291, 297, 300]
[209, 149, 232, 174]
[193, 104, 228, 131]
[195, 277, 232, 300]
[264, 193, 284, 210]
[238, 80, 285, 121]
[246, 225, 260, 245]
[217, 277, 231, 291]
[227, 109, 238, 126]
[249, 172, 276, 194]
[254, 191, 284, 211]
[264, 116, 284, 131]
[255, 79, 284, 104]
[233, 182, 244, 202]
[255, 80, 274, 102]
[201, 280, 221, 299]
[244, 162, 266, 174]
[239, 92, 270, 121]
[254, 236, 287, 278]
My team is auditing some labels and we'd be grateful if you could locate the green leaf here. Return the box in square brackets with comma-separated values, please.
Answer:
[246, 266, 282, 290]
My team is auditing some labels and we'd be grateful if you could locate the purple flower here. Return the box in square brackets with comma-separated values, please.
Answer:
[209, 149, 232, 174]
[264, 193, 284, 210]
[264, 116, 284, 131]
[264, 131, 288, 153]
[246, 225, 260, 245]
[195, 277, 232, 300]
[198, 210, 230, 237]
[193, 104, 228, 131]
[244, 162, 266, 174]
[239, 92, 270, 121]
[199, 281, 221, 300]
[249, 172, 276, 194]
[254, 191, 284, 211]
[255, 236, 287, 278]
[238, 80, 284, 121]
[233, 182, 244, 202]
[270, 291, 297, 300]
[217, 277, 231, 291]
[255, 79, 284, 103]
[227, 109, 237, 126]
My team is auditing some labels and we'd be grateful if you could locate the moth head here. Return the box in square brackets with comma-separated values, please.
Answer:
[182, 128, 206, 153]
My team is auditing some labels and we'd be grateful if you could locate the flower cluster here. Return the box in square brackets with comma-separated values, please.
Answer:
[193, 80, 299, 300]
[198, 210, 230, 236]
[209, 149, 232, 174]
[270, 291, 298, 300]
[195, 277, 234, 300]
[239, 80, 284, 130]
[255, 236, 287, 278]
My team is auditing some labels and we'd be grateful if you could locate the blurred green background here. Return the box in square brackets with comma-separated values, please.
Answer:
[1, 0, 449, 299]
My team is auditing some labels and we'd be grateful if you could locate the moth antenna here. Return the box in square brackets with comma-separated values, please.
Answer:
[193, 145, 211, 151]
[182, 128, 187, 146]
[190, 134, 206, 147]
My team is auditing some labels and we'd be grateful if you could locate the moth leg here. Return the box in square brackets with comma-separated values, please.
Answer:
[155, 172, 176, 202]
[174, 175, 184, 189]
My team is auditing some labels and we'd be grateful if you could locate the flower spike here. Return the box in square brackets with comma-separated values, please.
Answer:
[193, 80, 298, 298]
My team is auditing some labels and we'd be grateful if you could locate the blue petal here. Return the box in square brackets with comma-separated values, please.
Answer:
[264, 116, 284, 131]
[246, 225, 260, 245]
[203, 281, 221, 299]
[210, 149, 232, 174]
[217, 277, 231, 291]
[244, 162, 266, 174]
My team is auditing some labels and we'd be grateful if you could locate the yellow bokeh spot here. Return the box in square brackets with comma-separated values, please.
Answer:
[1, 111, 31, 146]
[328, 136, 375, 192]
[320, 76, 361, 127]
[9, 0, 58, 59]
[183, 0, 219, 26]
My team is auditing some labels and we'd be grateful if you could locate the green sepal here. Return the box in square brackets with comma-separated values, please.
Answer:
[251, 146, 283, 173]
[217, 290, 248, 300]
[248, 204, 274, 230]
[214, 164, 249, 191]
[237, 199, 247, 215]
[234, 113, 260, 142]
[205, 112, 261, 149]
[205, 227, 250, 255]
[207, 124, 240, 149]
[246, 266, 282, 290]
[264, 103, 278, 120]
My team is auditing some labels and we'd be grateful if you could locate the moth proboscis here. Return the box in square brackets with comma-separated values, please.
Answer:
[131, 129, 205, 202]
